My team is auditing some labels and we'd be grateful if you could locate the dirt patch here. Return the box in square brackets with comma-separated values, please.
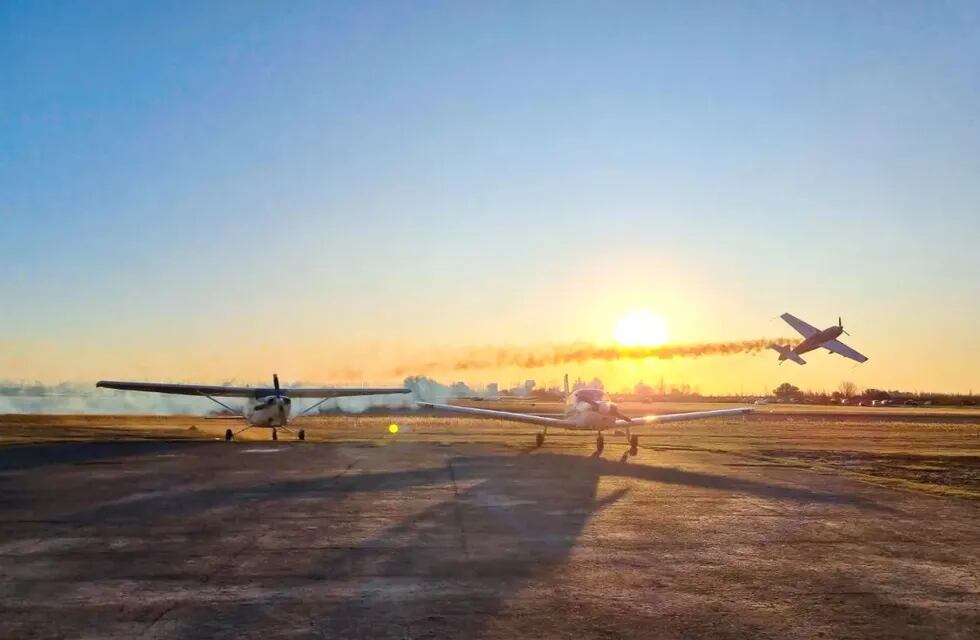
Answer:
[760, 449, 980, 497]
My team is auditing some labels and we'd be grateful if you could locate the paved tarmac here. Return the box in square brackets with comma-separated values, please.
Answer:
[1, 438, 978, 639]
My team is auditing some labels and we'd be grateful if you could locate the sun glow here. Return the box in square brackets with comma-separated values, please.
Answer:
[614, 311, 669, 347]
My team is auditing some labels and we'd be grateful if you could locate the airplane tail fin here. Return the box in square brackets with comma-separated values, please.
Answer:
[769, 344, 806, 365]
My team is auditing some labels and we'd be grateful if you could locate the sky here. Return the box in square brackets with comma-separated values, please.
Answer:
[2, 1, 978, 395]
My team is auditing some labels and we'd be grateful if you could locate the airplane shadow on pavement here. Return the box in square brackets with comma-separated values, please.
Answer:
[137, 447, 896, 639]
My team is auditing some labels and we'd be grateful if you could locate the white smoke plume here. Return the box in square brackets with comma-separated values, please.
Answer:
[0, 376, 475, 416]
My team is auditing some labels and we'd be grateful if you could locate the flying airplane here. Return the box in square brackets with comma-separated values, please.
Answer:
[418, 375, 753, 456]
[96, 374, 411, 441]
[769, 313, 869, 365]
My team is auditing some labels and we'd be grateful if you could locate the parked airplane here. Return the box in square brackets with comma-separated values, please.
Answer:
[769, 313, 869, 365]
[96, 374, 410, 441]
[418, 375, 752, 456]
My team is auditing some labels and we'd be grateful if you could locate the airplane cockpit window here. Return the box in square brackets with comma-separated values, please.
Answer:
[572, 389, 606, 404]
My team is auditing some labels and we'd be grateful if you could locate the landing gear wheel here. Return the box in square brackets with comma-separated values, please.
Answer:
[225, 428, 233, 441]
[272, 429, 278, 441]
[535, 432, 544, 448]
[298, 429, 305, 441]
[629, 435, 639, 456]
[596, 434, 604, 453]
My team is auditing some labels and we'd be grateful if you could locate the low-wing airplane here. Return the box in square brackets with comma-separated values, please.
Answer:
[418, 375, 752, 456]
[96, 374, 410, 441]
[769, 313, 869, 365]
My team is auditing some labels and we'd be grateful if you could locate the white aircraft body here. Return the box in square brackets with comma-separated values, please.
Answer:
[96, 374, 410, 441]
[419, 377, 752, 456]
[769, 313, 869, 365]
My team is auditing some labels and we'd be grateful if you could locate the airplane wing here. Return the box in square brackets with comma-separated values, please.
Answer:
[623, 406, 754, 426]
[821, 339, 869, 363]
[97, 381, 262, 397]
[779, 313, 819, 338]
[96, 381, 411, 399]
[417, 402, 570, 427]
[283, 387, 411, 398]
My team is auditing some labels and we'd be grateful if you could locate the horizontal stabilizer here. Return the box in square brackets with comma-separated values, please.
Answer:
[769, 344, 806, 365]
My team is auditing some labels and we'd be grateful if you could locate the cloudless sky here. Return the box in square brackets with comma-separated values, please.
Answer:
[2, 1, 978, 393]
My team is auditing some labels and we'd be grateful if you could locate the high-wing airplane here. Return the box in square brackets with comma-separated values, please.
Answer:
[418, 376, 752, 456]
[769, 313, 869, 365]
[96, 374, 411, 441]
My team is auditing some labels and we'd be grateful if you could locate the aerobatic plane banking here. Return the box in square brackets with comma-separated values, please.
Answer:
[419, 376, 753, 456]
[96, 375, 410, 441]
[769, 313, 869, 365]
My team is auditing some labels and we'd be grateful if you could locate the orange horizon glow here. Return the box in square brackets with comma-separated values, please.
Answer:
[2, 295, 977, 396]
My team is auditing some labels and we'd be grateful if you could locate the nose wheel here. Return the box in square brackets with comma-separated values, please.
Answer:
[596, 433, 604, 453]
[629, 434, 639, 456]
[298, 429, 305, 441]
[225, 428, 233, 441]
[535, 432, 544, 448]
[272, 429, 278, 441]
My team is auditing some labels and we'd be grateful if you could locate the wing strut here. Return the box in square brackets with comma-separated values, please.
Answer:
[196, 391, 242, 416]
[296, 396, 336, 417]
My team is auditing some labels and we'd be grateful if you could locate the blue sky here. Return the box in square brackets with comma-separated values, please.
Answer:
[2, 2, 978, 391]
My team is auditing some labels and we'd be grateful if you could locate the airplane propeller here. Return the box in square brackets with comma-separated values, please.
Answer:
[611, 404, 632, 423]
[273, 373, 286, 425]
[581, 395, 632, 423]
[572, 388, 633, 423]
[839, 317, 850, 337]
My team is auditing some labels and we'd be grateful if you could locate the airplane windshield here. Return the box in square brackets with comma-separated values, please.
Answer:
[573, 389, 605, 404]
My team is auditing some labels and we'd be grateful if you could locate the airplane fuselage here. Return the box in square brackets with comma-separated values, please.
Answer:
[793, 325, 843, 355]
[243, 395, 293, 427]
[562, 393, 624, 431]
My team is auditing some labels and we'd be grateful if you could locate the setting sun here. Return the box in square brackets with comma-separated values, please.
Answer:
[614, 310, 669, 347]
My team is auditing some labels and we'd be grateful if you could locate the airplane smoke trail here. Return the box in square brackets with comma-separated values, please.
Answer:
[389, 338, 799, 375]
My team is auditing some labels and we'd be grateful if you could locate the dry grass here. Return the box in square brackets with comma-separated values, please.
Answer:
[2, 408, 979, 498]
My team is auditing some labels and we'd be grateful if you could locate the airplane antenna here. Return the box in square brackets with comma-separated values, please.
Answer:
[563, 373, 570, 398]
